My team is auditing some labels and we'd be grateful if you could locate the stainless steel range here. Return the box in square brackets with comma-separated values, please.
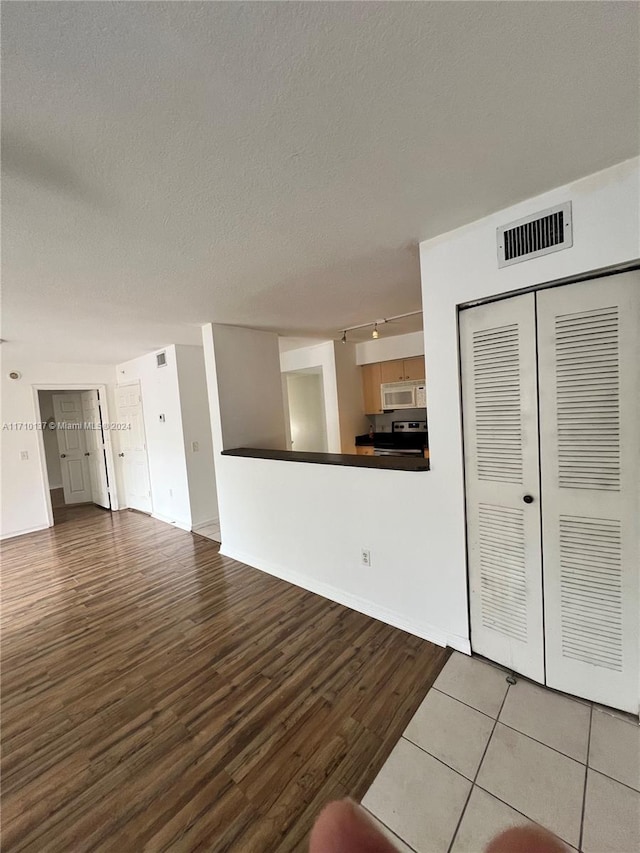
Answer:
[373, 420, 427, 457]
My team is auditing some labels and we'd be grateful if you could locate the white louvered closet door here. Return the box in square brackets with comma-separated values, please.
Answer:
[537, 273, 640, 713]
[460, 293, 545, 683]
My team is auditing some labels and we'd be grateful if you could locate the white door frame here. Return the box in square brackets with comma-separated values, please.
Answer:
[33, 383, 120, 527]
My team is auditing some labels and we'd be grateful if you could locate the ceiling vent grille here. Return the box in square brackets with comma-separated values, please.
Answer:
[156, 351, 167, 368]
[497, 202, 572, 268]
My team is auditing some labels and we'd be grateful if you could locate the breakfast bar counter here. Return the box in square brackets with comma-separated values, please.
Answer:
[221, 447, 430, 471]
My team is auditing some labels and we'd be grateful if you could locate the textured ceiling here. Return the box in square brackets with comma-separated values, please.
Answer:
[2, 1, 638, 364]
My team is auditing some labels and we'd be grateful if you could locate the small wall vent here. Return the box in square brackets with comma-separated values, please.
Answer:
[497, 202, 572, 268]
[156, 351, 167, 368]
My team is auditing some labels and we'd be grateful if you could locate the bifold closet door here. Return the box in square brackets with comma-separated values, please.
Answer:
[460, 293, 545, 683]
[537, 273, 640, 713]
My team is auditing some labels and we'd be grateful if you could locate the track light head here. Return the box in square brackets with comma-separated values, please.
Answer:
[341, 331, 347, 344]
[372, 323, 379, 339]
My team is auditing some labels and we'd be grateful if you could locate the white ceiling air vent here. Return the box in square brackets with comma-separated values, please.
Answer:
[497, 202, 572, 268]
[156, 350, 167, 368]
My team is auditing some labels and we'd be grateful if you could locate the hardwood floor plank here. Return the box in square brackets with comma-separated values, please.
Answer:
[1, 506, 449, 851]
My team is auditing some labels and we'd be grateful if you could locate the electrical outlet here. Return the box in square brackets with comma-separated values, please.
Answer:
[191, 441, 199, 452]
[361, 548, 371, 567]
[20, 450, 29, 461]
[169, 488, 173, 498]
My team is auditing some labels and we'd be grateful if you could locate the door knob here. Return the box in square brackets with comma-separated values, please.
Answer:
[118, 452, 125, 457]
[60, 453, 67, 458]
[523, 494, 534, 504]
[84, 452, 90, 457]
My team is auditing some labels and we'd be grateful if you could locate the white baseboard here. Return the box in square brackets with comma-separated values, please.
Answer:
[447, 635, 471, 655]
[151, 512, 191, 532]
[221, 544, 470, 652]
[1, 523, 50, 540]
[191, 517, 220, 533]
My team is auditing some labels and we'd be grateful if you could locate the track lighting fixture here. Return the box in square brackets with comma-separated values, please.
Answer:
[338, 310, 421, 342]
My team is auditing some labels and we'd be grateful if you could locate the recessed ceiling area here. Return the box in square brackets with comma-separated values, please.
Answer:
[2, 2, 638, 363]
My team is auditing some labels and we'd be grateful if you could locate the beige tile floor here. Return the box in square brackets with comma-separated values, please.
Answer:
[362, 652, 640, 853]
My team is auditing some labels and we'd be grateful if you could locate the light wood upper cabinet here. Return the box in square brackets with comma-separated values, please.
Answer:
[380, 357, 425, 383]
[404, 356, 426, 381]
[380, 359, 405, 384]
[362, 362, 383, 414]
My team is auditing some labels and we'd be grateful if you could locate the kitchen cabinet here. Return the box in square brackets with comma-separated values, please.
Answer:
[380, 357, 425, 383]
[404, 356, 426, 381]
[362, 362, 383, 414]
[380, 359, 405, 383]
[356, 445, 375, 456]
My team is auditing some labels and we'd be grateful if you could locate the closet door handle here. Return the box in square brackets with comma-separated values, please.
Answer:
[523, 494, 534, 504]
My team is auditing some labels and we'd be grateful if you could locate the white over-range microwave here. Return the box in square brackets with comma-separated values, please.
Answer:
[381, 380, 427, 410]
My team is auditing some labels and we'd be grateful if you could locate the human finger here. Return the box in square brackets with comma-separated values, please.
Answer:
[309, 798, 400, 853]
[485, 825, 570, 853]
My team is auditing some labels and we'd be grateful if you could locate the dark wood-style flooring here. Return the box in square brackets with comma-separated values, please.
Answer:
[1, 506, 449, 852]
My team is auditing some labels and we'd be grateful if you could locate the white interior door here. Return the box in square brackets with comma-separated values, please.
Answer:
[537, 272, 639, 713]
[116, 382, 152, 514]
[460, 293, 545, 683]
[80, 390, 111, 509]
[52, 394, 92, 504]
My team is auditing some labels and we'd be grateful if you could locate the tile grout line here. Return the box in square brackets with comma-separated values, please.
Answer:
[401, 735, 475, 782]
[470, 783, 579, 851]
[586, 766, 640, 795]
[493, 720, 588, 766]
[471, 654, 593, 712]
[361, 805, 421, 853]
[578, 703, 593, 852]
[591, 705, 639, 729]
[446, 679, 512, 853]
[436, 685, 591, 768]
[432, 686, 497, 720]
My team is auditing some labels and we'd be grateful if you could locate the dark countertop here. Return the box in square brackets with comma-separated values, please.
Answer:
[221, 447, 430, 471]
[355, 432, 428, 449]
[355, 434, 375, 446]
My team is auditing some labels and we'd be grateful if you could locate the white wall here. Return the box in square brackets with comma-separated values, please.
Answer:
[333, 341, 369, 453]
[117, 346, 192, 529]
[174, 345, 219, 529]
[419, 156, 640, 650]
[38, 391, 63, 488]
[0, 360, 120, 538]
[356, 330, 425, 365]
[203, 157, 639, 656]
[213, 325, 287, 450]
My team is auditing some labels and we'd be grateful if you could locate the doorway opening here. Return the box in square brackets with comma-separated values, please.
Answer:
[283, 367, 328, 453]
[35, 387, 116, 526]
